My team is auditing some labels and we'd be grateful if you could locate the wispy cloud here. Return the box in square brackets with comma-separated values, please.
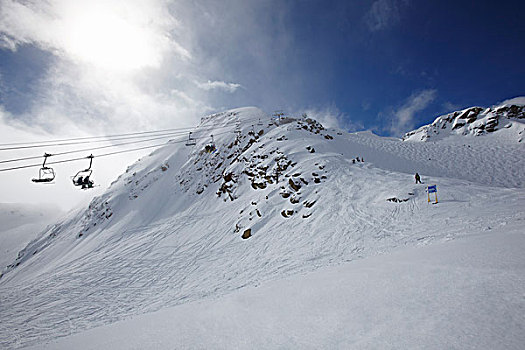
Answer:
[0, 0, 185, 70]
[299, 104, 363, 131]
[0, 0, 294, 136]
[443, 101, 461, 112]
[196, 80, 243, 93]
[389, 89, 437, 136]
[0, 0, 228, 136]
[365, 0, 409, 32]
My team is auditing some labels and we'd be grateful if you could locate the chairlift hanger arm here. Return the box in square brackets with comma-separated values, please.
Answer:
[86, 154, 94, 170]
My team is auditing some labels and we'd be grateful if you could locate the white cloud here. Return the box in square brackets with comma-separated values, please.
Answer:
[443, 101, 461, 112]
[0, 0, 211, 134]
[390, 89, 437, 136]
[365, 0, 409, 32]
[0, 0, 186, 70]
[196, 80, 243, 93]
[300, 105, 363, 131]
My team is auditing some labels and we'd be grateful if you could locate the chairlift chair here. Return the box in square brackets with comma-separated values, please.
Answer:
[72, 154, 95, 189]
[32, 153, 55, 183]
[185, 131, 196, 146]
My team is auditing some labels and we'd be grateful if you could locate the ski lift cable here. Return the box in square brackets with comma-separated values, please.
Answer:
[0, 115, 269, 151]
[0, 129, 200, 151]
[0, 142, 182, 172]
[0, 133, 194, 165]
[0, 126, 246, 173]
[0, 121, 255, 166]
[0, 126, 197, 147]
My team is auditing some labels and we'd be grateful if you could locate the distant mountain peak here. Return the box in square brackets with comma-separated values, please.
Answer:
[403, 100, 525, 143]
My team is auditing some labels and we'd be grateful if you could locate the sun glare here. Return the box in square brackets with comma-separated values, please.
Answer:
[63, 6, 161, 71]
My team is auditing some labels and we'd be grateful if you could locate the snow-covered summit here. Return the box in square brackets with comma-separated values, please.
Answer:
[403, 100, 525, 142]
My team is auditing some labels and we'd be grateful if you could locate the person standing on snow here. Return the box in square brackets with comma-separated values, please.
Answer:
[415, 173, 422, 184]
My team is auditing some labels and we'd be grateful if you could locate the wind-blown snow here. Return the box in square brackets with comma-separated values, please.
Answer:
[0, 106, 524, 349]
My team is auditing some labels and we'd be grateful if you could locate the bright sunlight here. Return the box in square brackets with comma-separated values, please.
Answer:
[63, 3, 161, 71]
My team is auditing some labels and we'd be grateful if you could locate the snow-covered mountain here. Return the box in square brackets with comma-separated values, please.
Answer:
[402, 101, 525, 142]
[1, 106, 524, 349]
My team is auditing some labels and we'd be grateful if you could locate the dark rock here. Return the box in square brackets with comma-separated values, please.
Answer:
[304, 200, 316, 208]
[224, 172, 233, 182]
[386, 197, 409, 203]
[289, 178, 301, 191]
[242, 229, 252, 239]
[281, 210, 294, 218]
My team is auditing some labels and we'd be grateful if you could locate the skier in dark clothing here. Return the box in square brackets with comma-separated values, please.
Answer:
[415, 173, 422, 184]
[82, 175, 93, 189]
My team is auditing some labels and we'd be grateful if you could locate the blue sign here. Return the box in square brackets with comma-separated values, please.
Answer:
[428, 185, 437, 193]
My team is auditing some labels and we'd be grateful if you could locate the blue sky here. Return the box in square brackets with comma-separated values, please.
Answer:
[0, 0, 523, 138]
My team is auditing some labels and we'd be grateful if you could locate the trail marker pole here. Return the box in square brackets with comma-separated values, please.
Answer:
[427, 184, 438, 204]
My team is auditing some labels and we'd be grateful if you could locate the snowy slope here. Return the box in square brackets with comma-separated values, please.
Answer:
[0, 107, 524, 349]
[402, 101, 525, 143]
[27, 225, 525, 350]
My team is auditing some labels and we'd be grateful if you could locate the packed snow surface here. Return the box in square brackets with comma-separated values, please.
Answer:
[0, 106, 524, 349]
[27, 226, 525, 350]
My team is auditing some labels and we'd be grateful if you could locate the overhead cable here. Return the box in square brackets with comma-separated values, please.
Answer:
[0, 115, 269, 151]
[0, 126, 253, 173]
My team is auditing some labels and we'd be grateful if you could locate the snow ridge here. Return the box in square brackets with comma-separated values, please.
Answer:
[403, 102, 525, 142]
